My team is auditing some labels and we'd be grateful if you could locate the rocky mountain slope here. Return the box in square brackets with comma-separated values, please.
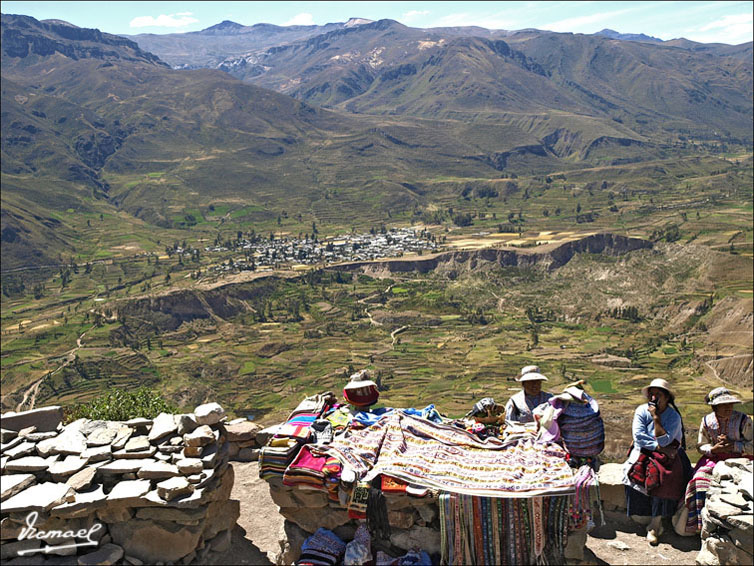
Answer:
[137, 18, 752, 144]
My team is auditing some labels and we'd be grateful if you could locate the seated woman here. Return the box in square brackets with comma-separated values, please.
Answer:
[622, 378, 688, 545]
[675, 387, 753, 535]
[504, 365, 553, 424]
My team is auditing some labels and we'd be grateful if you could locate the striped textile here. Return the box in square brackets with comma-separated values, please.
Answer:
[558, 392, 605, 457]
[569, 464, 604, 530]
[439, 492, 570, 565]
[314, 411, 576, 497]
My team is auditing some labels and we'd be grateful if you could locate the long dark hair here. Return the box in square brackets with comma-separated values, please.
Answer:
[668, 398, 687, 450]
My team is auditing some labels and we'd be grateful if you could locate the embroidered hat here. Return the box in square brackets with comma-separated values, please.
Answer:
[641, 378, 675, 401]
[343, 369, 379, 407]
[705, 387, 742, 406]
[517, 372, 548, 383]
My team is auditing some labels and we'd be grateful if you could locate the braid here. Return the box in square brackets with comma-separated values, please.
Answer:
[669, 400, 686, 451]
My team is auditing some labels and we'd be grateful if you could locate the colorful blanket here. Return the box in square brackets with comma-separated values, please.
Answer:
[314, 411, 576, 497]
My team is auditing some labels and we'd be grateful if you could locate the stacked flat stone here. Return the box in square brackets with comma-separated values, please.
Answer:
[223, 418, 263, 462]
[1, 403, 239, 565]
[696, 458, 753, 566]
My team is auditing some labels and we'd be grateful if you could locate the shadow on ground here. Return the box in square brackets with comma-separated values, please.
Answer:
[209, 524, 272, 565]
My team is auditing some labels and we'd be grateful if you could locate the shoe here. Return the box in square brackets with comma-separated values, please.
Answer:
[646, 523, 663, 546]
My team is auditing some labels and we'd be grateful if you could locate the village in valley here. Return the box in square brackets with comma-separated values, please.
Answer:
[200, 227, 440, 273]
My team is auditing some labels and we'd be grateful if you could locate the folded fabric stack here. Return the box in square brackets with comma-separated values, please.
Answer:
[259, 438, 301, 481]
[275, 393, 336, 443]
[439, 492, 570, 565]
[283, 444, 342, 495]
[296, 528, 346, 566]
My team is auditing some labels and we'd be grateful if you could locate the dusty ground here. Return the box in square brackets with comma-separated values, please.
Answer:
[213, 462, 702, 565]
[584, 511, 700, 565]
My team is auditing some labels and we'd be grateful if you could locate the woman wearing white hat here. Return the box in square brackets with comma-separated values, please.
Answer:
[675, 387, 752, 535]
[504, 365, 553, 424]
[622, 378, 688, 546]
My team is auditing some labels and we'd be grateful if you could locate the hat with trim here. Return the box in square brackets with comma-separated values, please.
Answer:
[705, 387, 742, 406]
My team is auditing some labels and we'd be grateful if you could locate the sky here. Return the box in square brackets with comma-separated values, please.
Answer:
[2, 1, 752, 45]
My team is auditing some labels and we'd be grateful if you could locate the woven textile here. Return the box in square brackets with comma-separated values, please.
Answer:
[314, 411, 576, 497]
[297, 528, 346, 566]
[557, 391, 605, 457]
[568, 464, 604, 530]
[439, 492, 570, 565]
[683, 453, 754, 533]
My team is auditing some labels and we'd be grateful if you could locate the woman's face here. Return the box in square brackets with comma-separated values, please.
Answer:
[523, 380, 542, 396]
[648, 387, 669, 408]
[714, 403, 734, 419]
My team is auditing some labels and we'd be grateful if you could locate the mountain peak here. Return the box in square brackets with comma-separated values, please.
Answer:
[201, 20, 245, 33]
[344, 17, 374, 28]
[596, 28, 662, 43]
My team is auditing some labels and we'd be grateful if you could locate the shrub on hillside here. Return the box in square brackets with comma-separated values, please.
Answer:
[65, 386, 177, 423]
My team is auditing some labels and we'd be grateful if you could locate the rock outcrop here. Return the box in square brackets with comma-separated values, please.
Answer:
[696, 458, 753, 566]
[0, 403, 238, 565]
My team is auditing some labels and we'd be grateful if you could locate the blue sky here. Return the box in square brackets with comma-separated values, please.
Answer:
[2, 1, 752, 44]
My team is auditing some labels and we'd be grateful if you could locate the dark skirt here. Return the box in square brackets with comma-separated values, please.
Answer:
[625, 485, 679, 517]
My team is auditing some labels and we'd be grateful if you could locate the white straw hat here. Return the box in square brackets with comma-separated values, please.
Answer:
[517, 372, 548, 383]
[641, 378, 675, 401]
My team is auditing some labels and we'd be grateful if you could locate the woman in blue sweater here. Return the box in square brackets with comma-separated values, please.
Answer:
[622, 378, 688, 545]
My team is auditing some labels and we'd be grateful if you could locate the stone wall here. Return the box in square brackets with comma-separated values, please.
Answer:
[696, 458, 753, 566]
[1, 403, 238, 565]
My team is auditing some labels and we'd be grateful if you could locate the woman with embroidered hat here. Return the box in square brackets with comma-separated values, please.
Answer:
[622, 378, 689, 546]
[674, 387, 753, 535]
[504, 365, 553, 424]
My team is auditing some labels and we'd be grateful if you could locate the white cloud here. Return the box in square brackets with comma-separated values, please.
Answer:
[129, 13, 199, 28]
[283, 13, 315, 26]
[698, 12, 752, 31]
[684, 12, 753, 44]
[402, 10, 430, 23]
[540, 8, 634, 33]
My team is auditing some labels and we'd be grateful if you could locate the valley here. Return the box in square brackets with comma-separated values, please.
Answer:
[0, 12, 752, 460]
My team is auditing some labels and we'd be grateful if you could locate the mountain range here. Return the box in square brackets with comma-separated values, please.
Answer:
[1, 13, 752, 271]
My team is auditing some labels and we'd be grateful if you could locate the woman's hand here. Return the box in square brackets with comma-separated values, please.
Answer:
[711, 435, 734, 453]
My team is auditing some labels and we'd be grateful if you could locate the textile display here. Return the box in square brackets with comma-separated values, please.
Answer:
[259, 438, 300, 481]
[439, 492, 570, 565]
[282, 444, 342, 499]
[315, 411, 576, 497]
[556, 390, 605, 457]
[297, 528, 346, 566]
[289, 393, 334, 419]
[348, 481, 370, 520]
[568, 465, 604, 530]
[323, 405, 353, 432]
[344, 523, 372, 566]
